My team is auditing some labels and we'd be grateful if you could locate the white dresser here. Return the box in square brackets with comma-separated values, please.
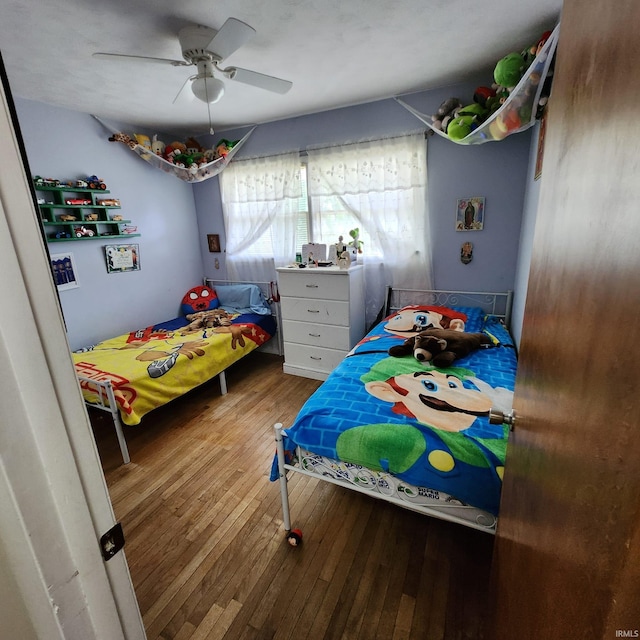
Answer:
[276, 265, 365, 380]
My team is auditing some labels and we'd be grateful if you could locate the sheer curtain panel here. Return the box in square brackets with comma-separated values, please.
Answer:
[220, 151, 300, 283]
[307, 133, 432, 327]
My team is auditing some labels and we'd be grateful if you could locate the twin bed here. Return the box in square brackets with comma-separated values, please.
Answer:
[272, 288, 517, 534]
[73, 280, 278, 464]
[75, 281, 516, 533]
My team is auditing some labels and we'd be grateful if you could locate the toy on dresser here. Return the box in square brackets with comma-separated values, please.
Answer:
[328, 235, 348, 265]
[338, 251, 350, 269]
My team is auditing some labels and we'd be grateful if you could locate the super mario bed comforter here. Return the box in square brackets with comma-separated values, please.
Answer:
[73, 311, 276, 426]
[275, 304, 517, 516]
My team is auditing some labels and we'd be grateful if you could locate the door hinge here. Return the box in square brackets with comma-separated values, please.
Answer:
[100, 522, 125, 561]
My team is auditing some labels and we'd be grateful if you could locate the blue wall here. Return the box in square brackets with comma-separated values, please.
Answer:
[511, 120, 544, 348]
[14, 99, 203, 351]
[196, 79, 532, 297]
[15, 77, 535, 351]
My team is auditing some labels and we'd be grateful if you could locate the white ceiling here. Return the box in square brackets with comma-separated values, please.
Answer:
[1, 0, 562, 137]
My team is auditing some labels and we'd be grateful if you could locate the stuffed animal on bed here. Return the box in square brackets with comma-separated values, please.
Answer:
[388, 328, 491, 367]
[183, 309, 232, 332]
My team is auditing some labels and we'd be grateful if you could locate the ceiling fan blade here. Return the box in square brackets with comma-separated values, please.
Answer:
[206, 18, 256, 60]
[93, 52, 189, 67]
[228, 67, 292, 94]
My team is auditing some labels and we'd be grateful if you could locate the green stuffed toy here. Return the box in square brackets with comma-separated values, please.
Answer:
[447, 103, 489, 141]
[348, 228, 363, 254]
[447, 115, 476, 141]
[494, 52, 527, 91]
[458, 103, 488, 119]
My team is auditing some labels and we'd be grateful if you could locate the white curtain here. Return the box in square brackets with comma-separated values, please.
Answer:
[220, 151, 300, 283]
[307, 133, 432, 328]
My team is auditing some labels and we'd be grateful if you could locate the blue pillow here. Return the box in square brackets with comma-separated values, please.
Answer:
[215, 284, 270, 315]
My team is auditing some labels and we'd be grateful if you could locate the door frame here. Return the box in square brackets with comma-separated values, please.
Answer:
[0, 58, 145, 639]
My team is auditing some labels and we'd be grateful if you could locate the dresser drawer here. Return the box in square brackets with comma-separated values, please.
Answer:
[278, 270, 350, 301]
[283, 342, 346, 374]
[281, 297, 349, 326]
[282, 319, 351, 350]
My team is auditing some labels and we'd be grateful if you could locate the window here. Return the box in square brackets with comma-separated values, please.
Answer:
[295, 164, 309, 254]
[219, 151, 300, 283]
[295, 162, 375, 257]
[238, 163, 309, 257]
[220, 135, 431, 325]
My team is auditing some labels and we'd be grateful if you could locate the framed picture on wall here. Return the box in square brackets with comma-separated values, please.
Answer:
[207, 233, 221, 252]
[104, 244, 140, 273]
[455, 197, 485, 231]
[535, 112, 547, 180]
[50, 252, 79, 291]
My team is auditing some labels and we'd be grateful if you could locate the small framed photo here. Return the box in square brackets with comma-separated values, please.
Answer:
[105, 244, 140, 273]
[535, 112, 547, 180]
[456, 197, 485, 231]
[207, 233, 221, 253]
[50, 252, 79, 291]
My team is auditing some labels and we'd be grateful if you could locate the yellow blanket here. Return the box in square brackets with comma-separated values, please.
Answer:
[74, 319, 272, 425]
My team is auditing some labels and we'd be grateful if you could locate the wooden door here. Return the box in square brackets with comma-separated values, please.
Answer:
[490, 1, 640, 638]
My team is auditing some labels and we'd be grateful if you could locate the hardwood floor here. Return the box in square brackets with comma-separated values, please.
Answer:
[93, 352, 494, 640]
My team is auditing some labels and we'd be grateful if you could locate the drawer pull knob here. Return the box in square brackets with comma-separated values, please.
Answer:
[309, 333, 321, 337]
[307, 309, 320, 313]
[310, 356, 322, 360]
[305, 284, 319, 288]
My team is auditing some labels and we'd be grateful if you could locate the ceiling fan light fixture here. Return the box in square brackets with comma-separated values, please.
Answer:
[191, 74, 225, 103]
[191, 60, 225, 103]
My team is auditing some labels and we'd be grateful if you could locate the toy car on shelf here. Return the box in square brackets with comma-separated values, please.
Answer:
[74, 226, 95, 237]
[122, 225, 138, 234]
[84, 213, 99, 221]
[97, 198, 120, 206]
[110, 214, 124, 221]
[65, 198, 92, 205]
[85, 175, 107, 190]
[75, 179, 88, 188]
[59, 214, 77, 221]
[34, 176, 61, 187]
[51, 230, 72, 239]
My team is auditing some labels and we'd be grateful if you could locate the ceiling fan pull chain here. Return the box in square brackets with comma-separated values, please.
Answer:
[207, 101, 214, 136]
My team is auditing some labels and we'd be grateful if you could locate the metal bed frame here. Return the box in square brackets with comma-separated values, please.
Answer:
[78, 280, 280, 464]
[384, 287, 513, 329]
[203, 278, 283, 357]
[274, 288, 513, 535]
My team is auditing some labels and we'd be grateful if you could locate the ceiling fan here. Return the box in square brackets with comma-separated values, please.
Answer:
[93, 18, 292, 132]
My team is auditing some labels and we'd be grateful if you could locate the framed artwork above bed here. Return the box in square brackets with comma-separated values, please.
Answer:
[104, 244, 140, 273]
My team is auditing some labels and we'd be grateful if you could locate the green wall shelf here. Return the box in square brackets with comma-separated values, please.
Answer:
[34, 181, 140, 242]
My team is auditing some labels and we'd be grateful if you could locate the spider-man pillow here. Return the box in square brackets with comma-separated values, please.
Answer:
[181, 285, 219, 314]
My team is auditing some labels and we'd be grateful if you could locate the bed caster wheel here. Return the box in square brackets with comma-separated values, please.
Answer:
[287, 529, 303, 546]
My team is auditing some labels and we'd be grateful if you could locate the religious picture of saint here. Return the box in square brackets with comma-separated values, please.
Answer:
[456, 197, 485, 231]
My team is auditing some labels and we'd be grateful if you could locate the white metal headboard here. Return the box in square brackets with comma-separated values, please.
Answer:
[204, 278, 283, 356]
[384, 287, 513, 329]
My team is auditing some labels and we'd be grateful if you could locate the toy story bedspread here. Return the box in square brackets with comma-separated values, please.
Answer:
[275, 305, 517, 516]
[73, 312, 276, 426]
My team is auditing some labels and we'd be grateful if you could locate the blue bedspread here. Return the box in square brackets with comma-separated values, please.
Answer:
[275, 305, 517, 515]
